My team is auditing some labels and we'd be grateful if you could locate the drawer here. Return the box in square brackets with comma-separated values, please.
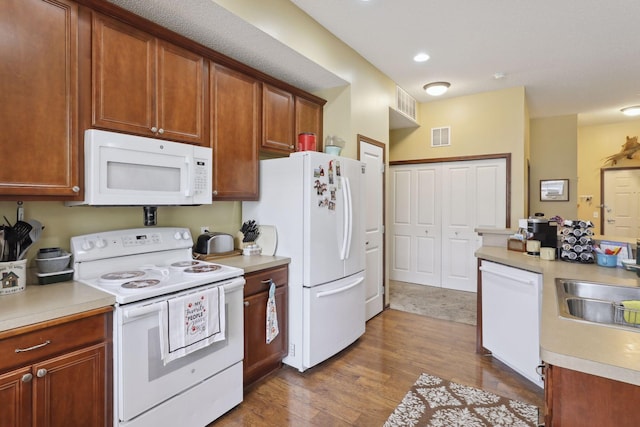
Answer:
[244, 265, 288, 297]
[0, 311, 111, 373]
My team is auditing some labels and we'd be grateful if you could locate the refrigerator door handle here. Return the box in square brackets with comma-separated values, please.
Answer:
[315, 276, 364, 298]
[344, 177, 353, 260]
[340, 177, 351, 260]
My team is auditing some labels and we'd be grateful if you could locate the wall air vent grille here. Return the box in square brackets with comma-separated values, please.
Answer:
[396, 86, 416, 121]
[431, 127, 450, 147]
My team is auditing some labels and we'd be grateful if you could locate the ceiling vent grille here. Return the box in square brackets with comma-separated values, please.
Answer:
[395, 86, 416, 121]
[431, 126, 450, 147]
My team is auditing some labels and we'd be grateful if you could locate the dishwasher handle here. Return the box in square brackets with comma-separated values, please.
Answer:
[479, 266, 536, 286]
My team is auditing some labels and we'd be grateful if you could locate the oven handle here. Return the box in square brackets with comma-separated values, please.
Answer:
[124, 304, 162, 319]
[123, 276, 245, 319]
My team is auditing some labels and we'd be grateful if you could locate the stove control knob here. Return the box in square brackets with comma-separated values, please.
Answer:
[82, 240, 94, 251]
[182, 231, 190, 240]
[95, 238, 107, 249]
[174, 231, 182, 240]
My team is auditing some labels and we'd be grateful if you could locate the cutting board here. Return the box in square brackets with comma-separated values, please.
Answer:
[256, 225, 277, 256]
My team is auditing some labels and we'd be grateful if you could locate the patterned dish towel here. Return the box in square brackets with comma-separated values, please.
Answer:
[266, 281, 279, 344]
[160, 286, 226, 364]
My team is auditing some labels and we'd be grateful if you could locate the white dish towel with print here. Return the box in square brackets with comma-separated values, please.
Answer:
[266, 281, 279, 344]
[159, 286, 225, 364]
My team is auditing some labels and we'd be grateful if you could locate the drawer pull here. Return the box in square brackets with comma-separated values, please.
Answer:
[260, 279, 273, 284]
[21, 373, 33, 383]
[15, 340, 51, 353]
[36, 368, 47, 378]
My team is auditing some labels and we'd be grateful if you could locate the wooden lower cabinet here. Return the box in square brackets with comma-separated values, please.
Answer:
[243, 265, 288, 388]
[0, 308, 112, 427]
[544, 363, 640, 426]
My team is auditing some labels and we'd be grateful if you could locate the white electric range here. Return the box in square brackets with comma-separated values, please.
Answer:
[71, 227, 245, 427]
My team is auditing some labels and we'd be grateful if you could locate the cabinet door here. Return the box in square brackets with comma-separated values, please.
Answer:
[0, 0, 80, 198]
[0, 367, 32, 427]
[92, 14, 156, 137]
[33, 343, 108, 427]
[157, 41, 208, 145]
[262, 84, 295, 154]
[243, 285, 288, 387]
[210, 64, 260, 200]
[295, 97, 323, 151]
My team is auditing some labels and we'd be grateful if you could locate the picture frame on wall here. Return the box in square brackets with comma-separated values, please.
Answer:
[540, 179, 569, 201]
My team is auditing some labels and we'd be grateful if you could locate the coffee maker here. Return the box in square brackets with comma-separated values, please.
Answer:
[527, 214, 558, 249]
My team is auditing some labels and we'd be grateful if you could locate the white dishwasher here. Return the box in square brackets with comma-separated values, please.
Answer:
[480, 260, 543, 388]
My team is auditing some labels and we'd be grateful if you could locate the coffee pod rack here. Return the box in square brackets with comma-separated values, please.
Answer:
[560, 220, 595, 263]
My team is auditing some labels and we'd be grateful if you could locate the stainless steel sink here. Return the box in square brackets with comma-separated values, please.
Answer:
[560, 279, 640, 301]
[556, 279, 640, 330]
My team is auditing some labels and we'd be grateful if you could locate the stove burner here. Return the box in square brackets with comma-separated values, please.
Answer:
[171, 261, 201, 268]
[184, 264, 222, 274]
[121, 279, 161, 289]
[101, 271, 146, 281]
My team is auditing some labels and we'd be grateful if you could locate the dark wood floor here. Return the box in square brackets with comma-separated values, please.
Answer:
[212, 308, 544, 426]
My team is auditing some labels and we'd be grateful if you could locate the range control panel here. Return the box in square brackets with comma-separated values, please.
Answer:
[71, 227, 193, 262]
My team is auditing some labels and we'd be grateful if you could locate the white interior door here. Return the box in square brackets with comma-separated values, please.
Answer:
[390, 164, 441, 285]
[603, 168, 640, 238]
[359, 139, 384, 320]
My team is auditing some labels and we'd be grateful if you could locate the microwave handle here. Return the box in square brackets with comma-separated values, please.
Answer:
[184, 156, 192, 197]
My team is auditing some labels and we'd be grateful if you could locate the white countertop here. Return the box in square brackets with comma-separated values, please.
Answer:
[0, 280, 116, 333]
[476, 246, 640, 386]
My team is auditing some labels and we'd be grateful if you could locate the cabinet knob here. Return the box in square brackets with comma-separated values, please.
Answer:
[289, 145, 294, 149]
[151, 126, 158, 133]
[72, 186, 80, 193]
[36, 368, 47, 378]
[158, 128, 164, 134]
[212, 190, 218, 196]
[21, 373, 33, 383]
[244, 301, 249, 307]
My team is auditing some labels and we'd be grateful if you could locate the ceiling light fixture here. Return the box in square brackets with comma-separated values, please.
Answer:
[621, 106, 640, 117]
[423, 81, 450, 96]
[413, 53, 430, 62]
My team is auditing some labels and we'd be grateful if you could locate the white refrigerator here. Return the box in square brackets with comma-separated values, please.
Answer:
[243, 151, 366, 372]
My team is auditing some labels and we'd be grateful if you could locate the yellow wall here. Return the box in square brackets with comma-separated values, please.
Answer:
[529, 115, 578, 220]
[577, 120, 640, 233]
[389, 87, 528, 225]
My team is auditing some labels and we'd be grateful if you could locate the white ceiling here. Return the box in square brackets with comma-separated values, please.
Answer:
[107, 0, 640, 126]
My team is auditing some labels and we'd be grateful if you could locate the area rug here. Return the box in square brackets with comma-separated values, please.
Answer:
[384, 373, 540, 427]
[389, 281, 477, 325]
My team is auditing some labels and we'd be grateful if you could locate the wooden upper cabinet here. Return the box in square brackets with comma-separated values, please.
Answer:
[262, 84, 295, 154]
[0, 0, 80, 198]
[92, 14, 208, 145]
[295, 96, 323, 151]
[210, 63, 260, 200]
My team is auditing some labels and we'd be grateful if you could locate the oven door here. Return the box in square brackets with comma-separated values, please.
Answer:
[116, 277, 244, 422]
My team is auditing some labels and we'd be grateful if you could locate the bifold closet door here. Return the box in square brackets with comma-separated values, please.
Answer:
[390, 159, 506, 291]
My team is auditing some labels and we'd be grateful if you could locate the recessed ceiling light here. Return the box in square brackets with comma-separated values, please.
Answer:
[413, 53, 430, 62]
[423, 82, 450, 96]
[621, 106, 640, 116]
[493, 72, 506, 80]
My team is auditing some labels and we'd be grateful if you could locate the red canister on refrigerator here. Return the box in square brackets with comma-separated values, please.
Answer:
[297, 133, 316, 151]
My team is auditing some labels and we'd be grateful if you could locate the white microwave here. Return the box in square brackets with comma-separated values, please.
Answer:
[67, 130, 212, 206]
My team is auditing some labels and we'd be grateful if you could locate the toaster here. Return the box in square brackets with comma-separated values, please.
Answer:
[194, 232, 235, 254]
